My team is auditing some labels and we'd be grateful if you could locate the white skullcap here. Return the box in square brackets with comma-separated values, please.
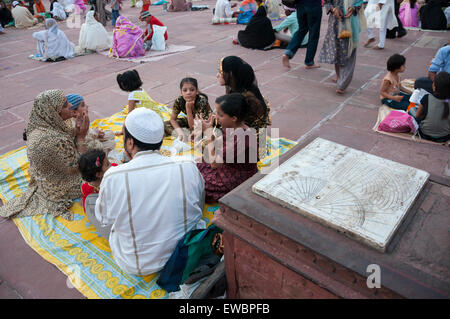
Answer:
[12, 1, 19, 6]
[124, 108, 164, 144]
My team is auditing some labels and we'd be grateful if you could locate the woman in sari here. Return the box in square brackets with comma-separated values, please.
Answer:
[78, 10, 111, 52]
[32, 18, 75, 61]
[318, 0, 366, 94]
[110, 16, 145, 58]
[0, 90, 90, 220]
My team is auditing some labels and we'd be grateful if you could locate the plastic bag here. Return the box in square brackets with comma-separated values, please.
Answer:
[151, 25, 167, 51]
[337, 19, 352, 39]
[136, 0, 143, 8]
[172, 136, 192, 153]
[378, 110, 417, 133]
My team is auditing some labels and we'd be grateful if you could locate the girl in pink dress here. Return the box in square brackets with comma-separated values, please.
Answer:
[399, 0, 419, 27]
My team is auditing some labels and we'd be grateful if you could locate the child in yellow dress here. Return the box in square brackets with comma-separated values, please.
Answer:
[116, 69, 163, 116]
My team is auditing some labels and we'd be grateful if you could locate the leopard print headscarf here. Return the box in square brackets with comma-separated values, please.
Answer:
[0, 90, 82, 220]
[26, 89, 72, 138]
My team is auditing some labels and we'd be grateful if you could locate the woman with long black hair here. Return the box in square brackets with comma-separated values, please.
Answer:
[215, 56, 271, 159]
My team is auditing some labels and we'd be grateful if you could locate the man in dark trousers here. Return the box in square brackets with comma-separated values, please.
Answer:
[281, 0, 322, 69]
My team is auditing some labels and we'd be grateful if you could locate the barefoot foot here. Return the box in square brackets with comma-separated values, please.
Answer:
[282, 54, 291, 68]
[305, 64, 320, 69]
[364, 38, 375, 48]
[336, 89, 345, 94]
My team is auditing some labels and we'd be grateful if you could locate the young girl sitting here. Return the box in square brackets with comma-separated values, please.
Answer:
[380, 54, 413, 110]
[78, 149, 117, 212]
[196, 93, 259, 203]
[66, 94, 116, 153]
[408, 71, 450, 142]
[164, 77, 212, 141]
[116, 69, 163, 116]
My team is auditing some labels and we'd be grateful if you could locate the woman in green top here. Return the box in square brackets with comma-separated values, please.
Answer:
[273, 5, 308, 47]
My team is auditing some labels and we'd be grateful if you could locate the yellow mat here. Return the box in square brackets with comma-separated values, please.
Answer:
[0, 103, 296, 299]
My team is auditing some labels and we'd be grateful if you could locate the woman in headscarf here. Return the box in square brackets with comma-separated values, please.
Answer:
[236, 5, 276, 50]
[318, 0, 366, 94]
[217, 56, 270, 159]
[32, 18, 75, 61]
[419, 0, 447, 30]
[0, 0, 14, 27]
[110, 16, 145, 58]
[0, 90, 90, 220]
[77, 10, 111, 53]
[50, 0, 67, 20]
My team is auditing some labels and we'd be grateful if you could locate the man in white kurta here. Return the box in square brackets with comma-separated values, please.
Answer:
[94, 108, 205, 276]
[212, 0, 236, 24]
[11, 1, 38, 28]
[364, 0, 398, 49]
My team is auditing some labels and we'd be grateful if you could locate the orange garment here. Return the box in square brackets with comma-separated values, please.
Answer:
[407, 102, 416, 111]
[34, 1, 46, 14]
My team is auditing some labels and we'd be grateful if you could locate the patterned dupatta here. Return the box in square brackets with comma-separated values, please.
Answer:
[110, 16, 145, 58]
[342, 0, 366, 57]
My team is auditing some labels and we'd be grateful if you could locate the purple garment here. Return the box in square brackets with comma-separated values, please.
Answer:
[111, 16, 145, 58]
[399, 2, 419, 27]
[73, 0, 86, 13]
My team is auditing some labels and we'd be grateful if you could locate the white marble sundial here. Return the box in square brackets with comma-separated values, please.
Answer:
[252, 138, 430, 252]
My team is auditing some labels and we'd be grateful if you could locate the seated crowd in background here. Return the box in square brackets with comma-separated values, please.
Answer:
[380, 45, 450, 142]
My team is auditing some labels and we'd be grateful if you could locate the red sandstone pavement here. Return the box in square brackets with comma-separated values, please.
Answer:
[0, 1, 449, 298]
